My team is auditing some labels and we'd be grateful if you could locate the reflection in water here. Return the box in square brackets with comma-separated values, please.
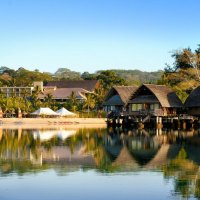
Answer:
[1, 127, 200, 199]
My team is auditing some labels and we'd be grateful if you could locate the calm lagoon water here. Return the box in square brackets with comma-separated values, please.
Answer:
[0, 127, 200, 200]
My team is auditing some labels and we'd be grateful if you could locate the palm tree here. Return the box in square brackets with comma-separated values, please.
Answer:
[44, 93, 54, 108]
[94, 86, 106, 109]
[69, 91, 78, 112]
[83, 94, 96, 117]
[31, 85, 41, 109]
[21, 88, 32, 112]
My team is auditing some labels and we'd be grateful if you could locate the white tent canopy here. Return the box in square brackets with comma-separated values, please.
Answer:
[56, 107, 76, 116]
[33, 130, 76, 141]
[31, 107, 59, 116]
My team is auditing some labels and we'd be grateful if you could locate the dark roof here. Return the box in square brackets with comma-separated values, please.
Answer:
[130, 95, 159, 104]
[103, 86, 138, 106]
[103, 95, 124, 106]
[184, 86, 200, 107]
[39, 88, 89, 100]
[128, 84, 183, 108]
[46, 80, 99, 92]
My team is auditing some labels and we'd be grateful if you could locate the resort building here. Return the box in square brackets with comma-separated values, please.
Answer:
[184, 86, 200, 116]
[103, 86, 137, 113]
[39, 87, 90, 103]
[34, 81, 96, 103]
[0, 86, 33, 97]
[127, 84, 183, 116]
[0, 81, 96, 104]
[45, 80, 100, 92]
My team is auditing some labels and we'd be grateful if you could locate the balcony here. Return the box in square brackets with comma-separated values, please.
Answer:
[130, 109, 164, 116]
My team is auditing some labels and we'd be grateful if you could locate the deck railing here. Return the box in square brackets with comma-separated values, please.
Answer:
[130, 109, 165, 116]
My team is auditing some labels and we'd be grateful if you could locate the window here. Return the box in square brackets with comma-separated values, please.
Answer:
[131, 104, 137, 111]
[154, 103, 160, 109]
[105, 106, 116, 112]
[131, 104, 143, 111]
[111, 106, 115, 111]
[138, 104, 143, 110]
[150, 103, 160, 110]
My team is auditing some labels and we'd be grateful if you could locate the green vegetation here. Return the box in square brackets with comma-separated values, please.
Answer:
[0, 66, 163, 87]
[2, 44, 200, 113]
[0, 67, 53, 87]
[163, 147, 200, 199]
[162, 45, 200, 102]
[54, 68, 81, 80]
[97, 69, 163, 85]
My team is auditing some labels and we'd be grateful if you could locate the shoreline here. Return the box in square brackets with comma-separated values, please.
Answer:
[0, 117, 107, 129]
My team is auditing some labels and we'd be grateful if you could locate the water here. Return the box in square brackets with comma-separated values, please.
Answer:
[0, 127, 200, 200]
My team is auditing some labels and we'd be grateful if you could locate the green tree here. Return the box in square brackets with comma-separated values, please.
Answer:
[94, 85, 106, 109]
[97, 70, 127, 91]
[163, 45, 200, 102]
[81, 71, 97, 80]
[83, 94, 96, 117]
[54, 68, 81, 80]
[30, 86, 42, 109]
[44, 93, 54, 108]
[69, 91, 78, 112]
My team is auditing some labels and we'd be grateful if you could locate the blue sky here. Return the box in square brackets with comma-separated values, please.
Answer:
[0, 0, 200, 73]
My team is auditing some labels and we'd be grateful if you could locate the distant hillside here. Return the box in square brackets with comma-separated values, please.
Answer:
[54, 68, 81, 80]
[0, 66, 163, 86]
[96, 69, 164, 85]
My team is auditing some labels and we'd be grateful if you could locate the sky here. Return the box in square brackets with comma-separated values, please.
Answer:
[0, 0, 200, 73]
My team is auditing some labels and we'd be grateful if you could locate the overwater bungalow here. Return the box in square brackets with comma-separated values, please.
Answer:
[184, 86, 200, 116]
[127, 84, 183, 117]
[103, 86, 137, 113]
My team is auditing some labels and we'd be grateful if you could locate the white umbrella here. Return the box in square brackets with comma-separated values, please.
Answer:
[31, 107, 59, 116]
[56, 107, 76, 116]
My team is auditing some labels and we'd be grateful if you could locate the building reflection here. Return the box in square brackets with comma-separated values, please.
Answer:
[0, 127, 200, 198]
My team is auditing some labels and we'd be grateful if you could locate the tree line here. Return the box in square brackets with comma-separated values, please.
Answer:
[162, 44, 200, 102]
[1, 43, 199, 115]
[0, 69, 127, 116]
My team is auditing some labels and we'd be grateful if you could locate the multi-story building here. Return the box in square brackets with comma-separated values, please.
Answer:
[0, 86, 34, 97]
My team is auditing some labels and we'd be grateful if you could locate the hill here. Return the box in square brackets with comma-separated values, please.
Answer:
[96, 69, 163, 85]
[0, 66, 163, 86]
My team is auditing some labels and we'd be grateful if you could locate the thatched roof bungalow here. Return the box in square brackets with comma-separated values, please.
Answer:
[184, 86, 200, 116]
[127, 84, 182, 116]
[103, 86, 137, 112]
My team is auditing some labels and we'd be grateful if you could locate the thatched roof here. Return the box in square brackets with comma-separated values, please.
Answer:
[103, 86, 137, 106]
[39, 88, 89, 100]
[184, 86, 200, 107]
[112, 146, 139, 169]
[128, 84, 183, 108]
[46, 80, 99, 92]
[130, 95, 159, 104]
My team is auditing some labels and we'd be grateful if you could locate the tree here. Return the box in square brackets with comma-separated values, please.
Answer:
[69, 91, 78, 112]
[94, 85, 106, 109]
[165, 45, 200, 73]
[172, 48, 194, 71]
[54, 68, 81, 80]
[30, 86, 42, 109]
[81, 71, 97, 80]
[97, 70, 127, 91]
[163, 45, 200, 102]
[44, 93, 54, 108]
[83, 94, 96, 117]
